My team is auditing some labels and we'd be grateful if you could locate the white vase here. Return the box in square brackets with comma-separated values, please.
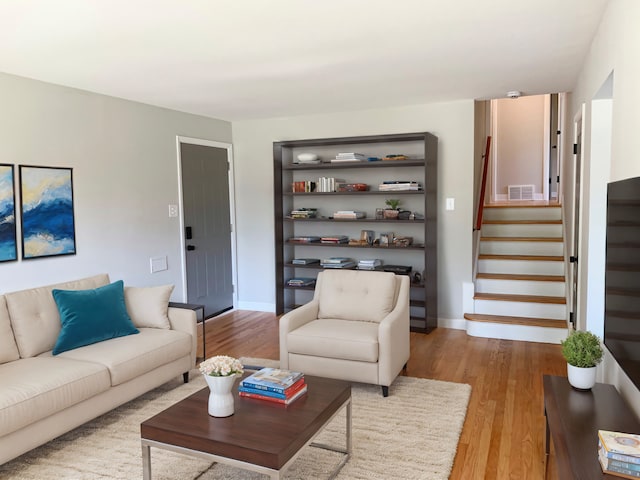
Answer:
[203, 374, 237, 417]
[567, 364, 597, 390]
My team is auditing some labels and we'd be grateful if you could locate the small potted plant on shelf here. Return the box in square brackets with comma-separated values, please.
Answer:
[384, 199, 401, 219]
[560, 330, 604, 390]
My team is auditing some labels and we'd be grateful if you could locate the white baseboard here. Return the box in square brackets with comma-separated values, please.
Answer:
[438, 317, 467, 330]
[237, 301, 275, 312]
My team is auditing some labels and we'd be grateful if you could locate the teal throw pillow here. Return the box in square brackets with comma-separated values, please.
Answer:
[52, 280, 139, 355]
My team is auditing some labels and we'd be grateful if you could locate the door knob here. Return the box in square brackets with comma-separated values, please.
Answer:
[187, 245, 196, 251]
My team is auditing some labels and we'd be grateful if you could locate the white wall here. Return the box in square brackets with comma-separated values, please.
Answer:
[569, 0, 640, 417]
[232, 100, 475, 323]
[494, 95, 546, 198]
[0, 72, 232, 298]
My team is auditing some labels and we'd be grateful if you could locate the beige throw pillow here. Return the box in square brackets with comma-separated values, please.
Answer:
[124, 285, 174, 329]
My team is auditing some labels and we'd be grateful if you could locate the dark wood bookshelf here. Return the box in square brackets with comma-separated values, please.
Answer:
[274, 132, 438, 332]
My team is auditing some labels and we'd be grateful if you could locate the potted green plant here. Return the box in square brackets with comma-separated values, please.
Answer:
[384, 199, 401, 219]
[560, 330, 603, 390]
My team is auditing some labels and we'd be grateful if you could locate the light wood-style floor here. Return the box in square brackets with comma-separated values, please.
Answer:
[199, 310, 566, 480]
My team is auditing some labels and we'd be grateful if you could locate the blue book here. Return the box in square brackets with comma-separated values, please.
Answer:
[240, 368, 304, 394]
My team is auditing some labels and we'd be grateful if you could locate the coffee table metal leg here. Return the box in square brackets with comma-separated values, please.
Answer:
[142, 442, 151, 480]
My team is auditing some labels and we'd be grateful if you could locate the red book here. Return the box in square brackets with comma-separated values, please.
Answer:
[239, 384, 307, 405]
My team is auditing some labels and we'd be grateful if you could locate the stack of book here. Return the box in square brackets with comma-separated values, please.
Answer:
[239, 368, 307, 405]
[321, 257, 357, 269]
[331, 152, 366, 163]
[358, 259, 382, 270]
[291, 258, 320, 265]
[288, 236, 321, 243]
[598, 430, 640, 478]
[289, 208, 317, 219]
[292, 181, 316, 192]
[320, 235, 349, 244]
[286, 278, 316, 287]
[333, 210, 366, 219]
[378, 181, 422, 191]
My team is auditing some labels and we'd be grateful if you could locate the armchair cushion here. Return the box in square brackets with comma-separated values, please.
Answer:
[317, 270, 397, 323]
[287, 319, 379, 362]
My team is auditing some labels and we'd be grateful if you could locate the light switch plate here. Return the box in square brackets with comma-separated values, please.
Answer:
[446, 198, 455, 211]
[150, 256, 168, 273]
[168, 204, 178, 218]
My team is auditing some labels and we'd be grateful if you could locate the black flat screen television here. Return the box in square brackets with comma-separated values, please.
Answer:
[604, 175, 640, 390]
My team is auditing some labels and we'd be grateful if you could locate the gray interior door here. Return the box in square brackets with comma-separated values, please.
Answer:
[181, 143, 233, 317]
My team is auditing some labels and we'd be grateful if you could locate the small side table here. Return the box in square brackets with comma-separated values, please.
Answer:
[168, 302, 206, 361]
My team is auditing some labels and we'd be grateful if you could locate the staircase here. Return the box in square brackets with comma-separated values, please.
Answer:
[465, 203, 569, 344]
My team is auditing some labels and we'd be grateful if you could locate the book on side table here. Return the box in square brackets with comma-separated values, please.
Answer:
[598, 430, 640, 478]
[239, 368, 307, 405]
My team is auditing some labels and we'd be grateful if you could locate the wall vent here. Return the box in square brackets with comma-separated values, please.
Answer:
[508, 184, 535, 201]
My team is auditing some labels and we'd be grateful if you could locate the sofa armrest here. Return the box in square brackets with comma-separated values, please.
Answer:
[377, 276, 411, 386]
[168, 307, 197, 368]
[279, 300, 319, 369]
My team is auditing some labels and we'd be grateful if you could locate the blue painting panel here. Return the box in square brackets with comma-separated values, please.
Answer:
[20, 166, 76, 259]
[0, 164, 17, 262]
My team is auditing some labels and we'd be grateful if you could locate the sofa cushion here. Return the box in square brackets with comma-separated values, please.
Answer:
[5, 274, 110, 358]
[124, 284, 174, 329]
[0, 357, 110, 437]
[287, 319, 380, 362]
[52, 280, 139, 355]
[0, 296, 20, 364]
[317, 270, 397, 323]
[55, 328, 192, 386]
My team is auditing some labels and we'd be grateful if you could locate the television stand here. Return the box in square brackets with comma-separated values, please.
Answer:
[543, 374, 640, 479]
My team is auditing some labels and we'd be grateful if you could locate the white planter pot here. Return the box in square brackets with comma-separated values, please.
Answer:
[203, 374, 237, 417]
[567, 364, 597, 390]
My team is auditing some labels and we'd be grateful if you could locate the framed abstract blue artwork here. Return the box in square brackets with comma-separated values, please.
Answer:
[19, 165, 76, 259]
[0, 164, 17, 262]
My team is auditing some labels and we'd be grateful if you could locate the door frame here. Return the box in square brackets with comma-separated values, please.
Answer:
[175, 136, 238, 309]
[570, 105, 586, 331]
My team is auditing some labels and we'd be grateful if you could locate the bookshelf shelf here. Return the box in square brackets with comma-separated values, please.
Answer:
[274, 132, 438, 333]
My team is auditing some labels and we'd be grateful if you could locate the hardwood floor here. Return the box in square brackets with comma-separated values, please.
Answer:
[199, 310, 567, 480]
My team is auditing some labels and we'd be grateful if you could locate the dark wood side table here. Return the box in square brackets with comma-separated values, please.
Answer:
[169, 302, 206, 361]
[543, 374, 640, 479]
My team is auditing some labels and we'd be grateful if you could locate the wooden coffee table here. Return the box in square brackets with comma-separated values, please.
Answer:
[140, 374, 352, 479]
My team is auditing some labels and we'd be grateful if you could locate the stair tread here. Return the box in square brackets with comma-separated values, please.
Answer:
[483, 203, 562, 209]
[481, 236, 563, 242]
[464, 313, 567, 328]
[474, 292, 566, 304]
[478, 254, 564, 261]
[482, 219, 562, 225]
[476, 273, 565, 282]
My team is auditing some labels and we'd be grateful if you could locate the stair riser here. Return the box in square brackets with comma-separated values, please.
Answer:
[483, 207, 562, 221]
[474, 299, 567, 319]
[481, 223, 563, 237]
[478, 259, 564, 275]
[479, 241, 563, 256]
[475, 279, 566, 296]
[467, 321, 568, 344]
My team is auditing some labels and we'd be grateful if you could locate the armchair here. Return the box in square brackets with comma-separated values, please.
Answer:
[279, 270, 410, 396]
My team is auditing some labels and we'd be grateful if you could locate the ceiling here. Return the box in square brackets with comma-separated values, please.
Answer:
[0, 0, 609, 121]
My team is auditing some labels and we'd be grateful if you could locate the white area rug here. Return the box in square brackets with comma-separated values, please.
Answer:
[0, 361, 471, 480]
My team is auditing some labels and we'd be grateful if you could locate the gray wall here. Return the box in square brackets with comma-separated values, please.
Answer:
[0, 72, 232, 298]
[232, 100, 475, 324]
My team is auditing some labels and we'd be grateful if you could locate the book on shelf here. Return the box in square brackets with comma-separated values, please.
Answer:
[321, 257, 356, 268]
[292, 181, 316, 193]
[291, 258, 320, 265]
[332, 210, 366, 219]
[331, 152, 366, 163]
[358, 259, 382, 270]
[239, 384, 308, 405]
[599, 431, 640, 464]
[289, 208, 317, 219]
[289, 236, 321, 243]
[286, 277, 316, 287]
[378, 181, 422, 191]
[316, 177, 345, 192]
[320, 235, 349, 244]
[240, 368, 304, 393]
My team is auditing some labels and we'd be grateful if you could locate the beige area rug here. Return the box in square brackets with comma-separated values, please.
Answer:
[1, 359, 471, 480]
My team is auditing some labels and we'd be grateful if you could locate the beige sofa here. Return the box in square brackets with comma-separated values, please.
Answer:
[0, 274, 197, 465]
[279, 270, 410, 396]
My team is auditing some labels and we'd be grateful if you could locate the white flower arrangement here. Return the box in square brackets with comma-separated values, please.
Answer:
[199, 355, 244, 377]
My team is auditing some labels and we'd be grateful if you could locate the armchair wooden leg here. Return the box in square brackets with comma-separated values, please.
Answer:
[183, 372, 189, 383]
[403, 363, 408, 371]
[381, 385, 389, 397]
